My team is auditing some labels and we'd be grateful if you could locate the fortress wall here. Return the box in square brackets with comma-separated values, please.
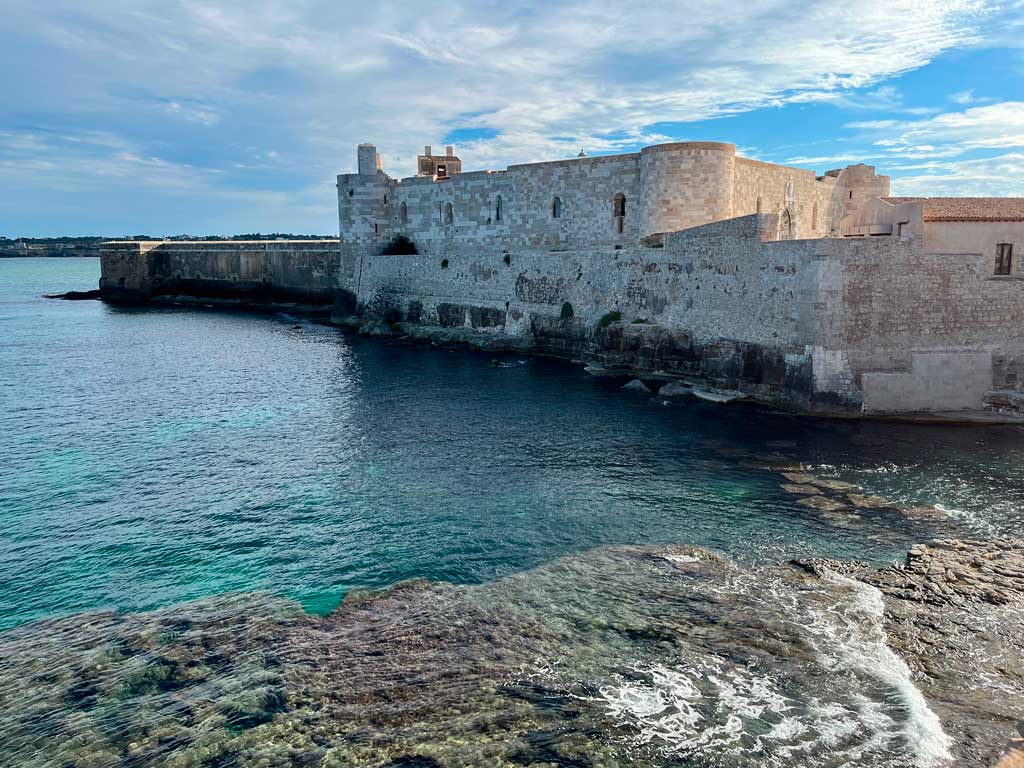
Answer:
[368, 153, 642, 257]
[354, 214, 1020, 413]
[638, 143, 735, 237]
[99, 241, 340, 304]
[732, 158, 836, 238]
[820, 243, 1024, 392]
[353, 215, 823, 352]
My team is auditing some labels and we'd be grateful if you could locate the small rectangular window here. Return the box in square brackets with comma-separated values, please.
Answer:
[996, 243, 1013, 275]
[436, 164, 447, 178]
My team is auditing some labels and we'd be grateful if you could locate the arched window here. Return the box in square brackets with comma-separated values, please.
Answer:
[399, 201, 408, 226]
[552, 196, 562, 219]
[495, 194, 503, 222]
[613, 193, 626, 234]
[812, 202, 818, 231]
[444, 202, 453, 225]
[779, 208, 794, 241]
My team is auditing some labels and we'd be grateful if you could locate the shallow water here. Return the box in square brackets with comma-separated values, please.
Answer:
[1, 258, 1023, 766]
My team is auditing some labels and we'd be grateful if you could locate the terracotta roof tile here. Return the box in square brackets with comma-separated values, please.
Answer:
[882, 197, 1024, 222]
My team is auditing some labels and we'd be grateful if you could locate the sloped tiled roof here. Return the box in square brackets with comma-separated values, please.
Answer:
[882, 197, 1024, 222]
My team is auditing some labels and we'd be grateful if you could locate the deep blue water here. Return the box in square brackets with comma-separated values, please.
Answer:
[2, 257, 1023, 631]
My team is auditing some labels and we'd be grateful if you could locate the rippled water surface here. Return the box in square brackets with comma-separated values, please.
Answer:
[1, 258, 1023, 767]
[2, 258, 1024, 630]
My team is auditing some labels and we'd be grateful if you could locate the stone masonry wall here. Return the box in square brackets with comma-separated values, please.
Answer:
[339, 153, 642, 259]
[350, 212, 1023, 414]
[338, 142, 888, 268]
[99, 241, 340, 304]
[352, 214, 821, 352]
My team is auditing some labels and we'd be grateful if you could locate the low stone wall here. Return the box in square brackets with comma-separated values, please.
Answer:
[99, 240, 340, 305]
[862, 352, 994, 413]
[1, 243, 104, 258]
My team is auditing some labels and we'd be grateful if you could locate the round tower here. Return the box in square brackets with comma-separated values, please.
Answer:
[637, 142, 736, 238]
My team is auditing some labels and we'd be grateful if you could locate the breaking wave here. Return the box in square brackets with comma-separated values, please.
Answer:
[596, 565, 953, 767]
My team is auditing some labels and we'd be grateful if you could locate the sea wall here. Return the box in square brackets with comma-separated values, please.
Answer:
[99, 240, 340, 305]
[1, 243, 104, 258]
[346, 213, 1024, 416]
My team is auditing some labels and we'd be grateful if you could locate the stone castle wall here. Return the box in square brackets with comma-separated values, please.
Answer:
[349, 213, 1024, 414]
[351, 214, 819, 350]
[100, 240, 340, 304]
[338, 141, 889, 261]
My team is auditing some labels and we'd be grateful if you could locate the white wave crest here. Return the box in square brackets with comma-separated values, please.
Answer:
[814, 572, 953, 767]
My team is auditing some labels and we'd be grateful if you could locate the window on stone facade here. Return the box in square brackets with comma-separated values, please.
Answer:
[552, 196, 562, 219]
[444, 202, 454, 225]
[399, 201, 408, 226]
[995, 243, 1013, 275]
[756, 197, 762, 213]
[812, 203, 818, 230]
[495, 195, 503, 222]
[613, 193, 626, 233]
[779, 209, 794, 241]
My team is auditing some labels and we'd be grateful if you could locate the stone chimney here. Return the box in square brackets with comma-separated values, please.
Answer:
[446, 146, 454, 158]
[424, 145, 432, 157]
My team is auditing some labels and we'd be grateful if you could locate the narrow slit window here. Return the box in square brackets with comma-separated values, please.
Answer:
[444, 202, 454, 225]
[996, 243, 1013, 275]
[613, 192, 626, 233]
[495, 194, 503, 222]
[399, 201, 408, 226]
[552, 196, 562, 219]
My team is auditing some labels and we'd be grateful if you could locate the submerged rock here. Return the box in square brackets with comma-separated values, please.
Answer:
[621, 379, 652, 394]
[797, 495, 847, 512]
[359, 320, 393, 337]
[43, 289, 101, 300]
[0, 541, 1020, 767]
[781, 483, 819, 495]
[656, 381, 692, 399]
[691, 386, 745, 403]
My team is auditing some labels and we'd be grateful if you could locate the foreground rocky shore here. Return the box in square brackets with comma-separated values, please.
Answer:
[0, 538, 1021, 768]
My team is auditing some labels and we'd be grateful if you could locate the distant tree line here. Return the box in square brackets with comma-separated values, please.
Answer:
[1, 233, 335, 244]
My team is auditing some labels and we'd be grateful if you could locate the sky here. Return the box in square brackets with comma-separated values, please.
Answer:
[1, 0, 1022, 237]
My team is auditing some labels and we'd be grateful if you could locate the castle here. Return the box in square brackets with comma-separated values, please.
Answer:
[333, 141, 1024, 418]
[337, 141, 890, 256]
[97, 140, 1024, 420]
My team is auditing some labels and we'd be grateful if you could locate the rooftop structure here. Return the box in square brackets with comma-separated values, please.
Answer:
[881, 197, 1024, 222]
[417, 145, 462, 179]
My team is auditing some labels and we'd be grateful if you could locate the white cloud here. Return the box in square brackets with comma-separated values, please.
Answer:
[163, 100, 221, 126]
[0, 0, 1008, 233]
[890, 152, 1024, 196]
[848, 101, 1024, 155]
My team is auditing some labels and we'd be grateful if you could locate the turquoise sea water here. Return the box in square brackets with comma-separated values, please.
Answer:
[3, 257, 1024, 767]
[1, 257, 1023, 632]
